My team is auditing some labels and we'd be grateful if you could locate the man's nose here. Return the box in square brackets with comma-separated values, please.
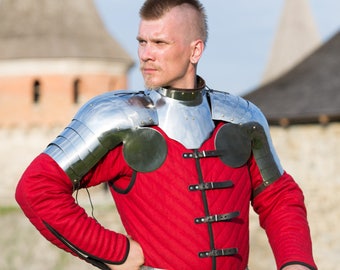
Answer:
[139, 45, 154, 62]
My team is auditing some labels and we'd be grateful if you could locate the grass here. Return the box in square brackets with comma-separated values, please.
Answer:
[0, 205, 20, 215]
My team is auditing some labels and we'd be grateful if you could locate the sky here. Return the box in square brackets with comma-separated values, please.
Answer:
[94, 0, 340, 96]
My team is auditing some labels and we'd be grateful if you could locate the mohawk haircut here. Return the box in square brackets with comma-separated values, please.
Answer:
[139, 0, 208, 44]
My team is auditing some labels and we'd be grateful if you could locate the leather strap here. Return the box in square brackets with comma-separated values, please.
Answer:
[195, 211, 240, 224]
[183, 150, 225, 159]
[189, 180, 233, 191]
[199, 248, 238, 258]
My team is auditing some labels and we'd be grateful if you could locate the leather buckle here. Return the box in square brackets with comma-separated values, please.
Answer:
[189, 180, 233, 191]
[183, 150, 225, 159]
[195, 211, 240, 224]
[199, 248, 238, 258]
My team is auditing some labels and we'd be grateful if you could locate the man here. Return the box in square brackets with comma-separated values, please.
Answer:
[16, 0, 317, 269]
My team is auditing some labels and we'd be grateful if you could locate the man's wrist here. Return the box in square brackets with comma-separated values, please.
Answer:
[281, 262, 316, 270]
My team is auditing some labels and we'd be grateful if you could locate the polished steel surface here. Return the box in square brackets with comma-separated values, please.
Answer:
[44, 87, 283, 189]
[44, 90, 159, 185]
[209, 90, 284, 178]
[148, 89, 215, 149]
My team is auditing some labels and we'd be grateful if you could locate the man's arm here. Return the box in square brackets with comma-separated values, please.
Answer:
[251, 166, 317, 269]
[106, 238, 144, 270]
[282, 265, 313, 270]
[16, 153, 130, 267]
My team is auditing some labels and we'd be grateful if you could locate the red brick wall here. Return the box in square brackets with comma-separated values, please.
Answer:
[0, 73, 128, 127]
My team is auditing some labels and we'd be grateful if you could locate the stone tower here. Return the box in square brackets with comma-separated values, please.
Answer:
[261, 0, 321, 85]
[0, 0, 134, 127]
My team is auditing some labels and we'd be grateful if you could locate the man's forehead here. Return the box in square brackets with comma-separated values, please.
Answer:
[138, 18, 166, 36]
[138, 15, 176, 38]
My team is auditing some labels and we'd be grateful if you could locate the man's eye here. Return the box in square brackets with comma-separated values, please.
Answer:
[138, 39, 146, 45]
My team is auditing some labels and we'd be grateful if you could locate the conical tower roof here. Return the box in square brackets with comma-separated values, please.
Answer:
[244, 31, 340, 125]
[0, 0, 133, 65]
[261, 0, 321, 84]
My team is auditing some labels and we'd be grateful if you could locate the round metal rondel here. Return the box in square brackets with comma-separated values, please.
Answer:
[215, 123, 252, 168]
[123, 127, 167, 172]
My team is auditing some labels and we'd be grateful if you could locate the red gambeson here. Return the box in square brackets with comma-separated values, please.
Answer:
[16, 123, 317, 269]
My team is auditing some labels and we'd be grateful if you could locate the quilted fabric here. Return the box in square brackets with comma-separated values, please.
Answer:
[110, 125, 252, 269]
[16, 123, 317, 270]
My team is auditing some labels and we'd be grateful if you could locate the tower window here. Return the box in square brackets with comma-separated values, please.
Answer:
[73, 79, 80, 104]
[33, 80, 41, 104]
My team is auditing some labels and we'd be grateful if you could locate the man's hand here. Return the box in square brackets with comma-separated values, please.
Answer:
[106, 237, 144, 270]
[282, 265, 312, 270]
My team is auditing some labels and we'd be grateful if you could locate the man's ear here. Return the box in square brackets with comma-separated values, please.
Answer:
[190, 39, 204, 64]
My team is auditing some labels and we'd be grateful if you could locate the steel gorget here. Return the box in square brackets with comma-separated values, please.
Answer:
[148, 87, 215, 150]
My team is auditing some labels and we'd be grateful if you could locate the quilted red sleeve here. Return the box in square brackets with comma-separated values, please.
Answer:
[15, 153, 129, 268]
[252, 170, 317, 270]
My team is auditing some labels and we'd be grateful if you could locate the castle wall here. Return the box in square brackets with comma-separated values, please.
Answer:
[249, 123, 340, 269]
[0, 71, 128, 127]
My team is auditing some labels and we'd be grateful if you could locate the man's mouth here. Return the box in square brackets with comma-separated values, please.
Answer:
[141, 66, 157, 75]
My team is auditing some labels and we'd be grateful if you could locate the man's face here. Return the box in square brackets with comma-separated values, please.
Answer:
[137, 6, 198, 89]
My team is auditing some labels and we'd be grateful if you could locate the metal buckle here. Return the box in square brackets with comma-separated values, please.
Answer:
[189, 180, 234, 191]
[195, 211, 240, 224]
[183, 150, 224, 159]
[199, 248, 238, 258]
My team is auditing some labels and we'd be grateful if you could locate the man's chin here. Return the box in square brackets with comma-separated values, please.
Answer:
[145, 86, 160, 91]
[144, 82, 161, 90]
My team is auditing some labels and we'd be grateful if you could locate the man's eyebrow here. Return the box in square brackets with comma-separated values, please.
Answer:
[136, 34, 170, 44]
